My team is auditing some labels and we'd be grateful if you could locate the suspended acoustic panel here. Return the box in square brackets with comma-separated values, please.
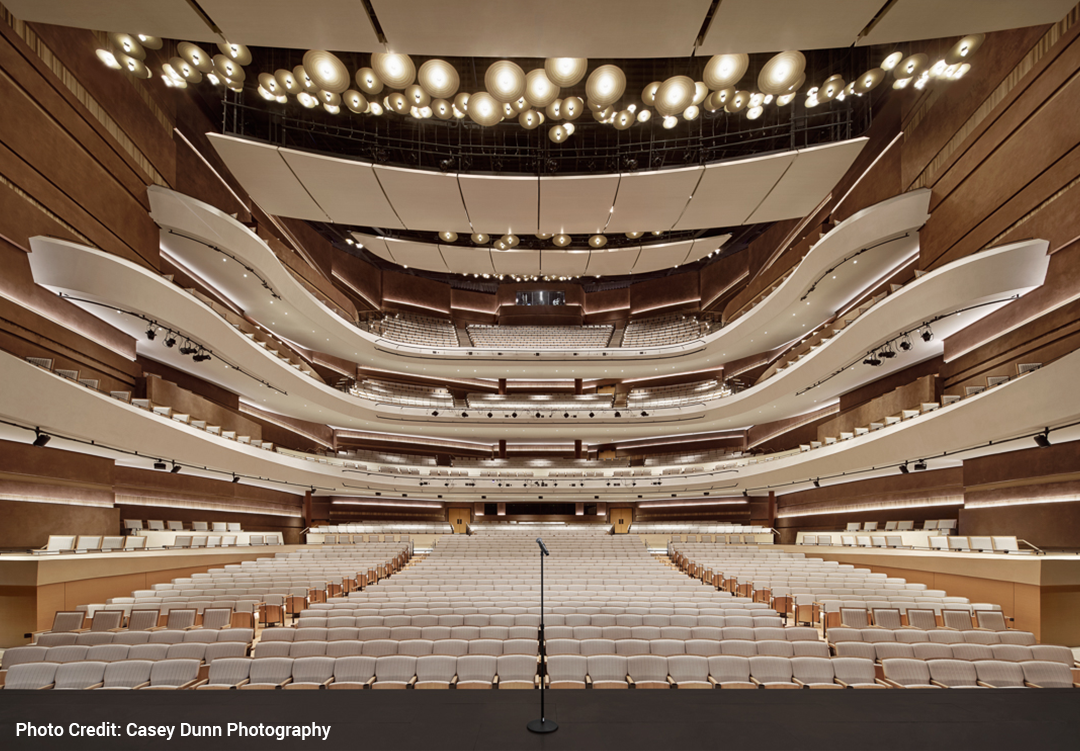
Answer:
[538, 174, 620, 235]
[607, 167, 703, 233]
[278, 148, 402, 228]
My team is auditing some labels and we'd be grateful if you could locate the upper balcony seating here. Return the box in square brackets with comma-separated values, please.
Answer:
[467, 325, 613, 350]
[622, 315, 702, 348]
[378, 314, 458, 348]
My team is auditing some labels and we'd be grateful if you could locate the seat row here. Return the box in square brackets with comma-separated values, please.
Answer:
[293, 613, 781, 629]
[833, 641, 1076, 666]
[265, 625, 809, 644]
[881, 658, 1078, 688]
[825, 626, 1036, 647]
[254, 638, 539, 659]
[1, 641, 248, 680]
[545, 639, 831, 658]
[33, 627, 254, 648]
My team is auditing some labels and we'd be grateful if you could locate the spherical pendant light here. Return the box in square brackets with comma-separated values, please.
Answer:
[893, 77, 913, 90]
[217, 41, 252, 65]
[544, 58, 587, 87]
[502, 101, 516, 118]
[172, 57, 202, 83]
[405, 84, 430, 107]
[485, 60, 526, 103]
[355, 67, 384, 96]
[561, 96, 583, 121]
[440, 231, 458, 242]
[275, 69, 299, 94]
[757, 50, 806, 95]
[881, 51, 904, 72]
[703, 53, 748, 90]
[746, 106, 763, 120]
[585, 64, 626, 107]
[662, 115, 678, 129]
[433, 98, 453, 119]
[386, 92, 409, 114]
[324, 103, 340, 115]
[654, 76, 695, 116]
[116, 52, 151, 79]
[418, 59, 459, 99]
[297, 92, 318, 109]
[725, 90, 749, 113]
[372, 52, 415, 89]
[563, 122, 575, 135]
[588, 235, 607, 248]
[524, 68, 560, 107]
[854, 68, 885, 94]
[293, 65, 319, 92]
[213, 55, 245, 83]
[467, 92, 502, 126]
[693, 81, 709, 105]
[258, 72, 280, 94]
[818, 75, 844, 102]
[319, 90, 341, 106]
[502, 234, 519, 248]
[613, 109, 634, 130]
[947, 33, 985, 65]
[344, 90, 368, 113]
[519, 109, 542, 130]
[703, 91, 723, 112]
[553, 234, 571, 247]
[776, 92, 797, 106]
[178, 42, 213, 73]
[493, 239, 508, 251]
[303, 50, 350, 93]
[894, 53, 929, 80]
[548, 124, 569, 143]
[136, 35, 163, 50]
[96, 49, 121, 69]
[626, 231, 643, 239]
[369, 101, 384, 116]
[109, 33, 145, 60]
[454, 92, 471, 112]
[642, 81, 661, 105]
[683, 104, 700, 121]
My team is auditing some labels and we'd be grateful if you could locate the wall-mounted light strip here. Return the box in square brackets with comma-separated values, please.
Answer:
[632, 299, 702, 316]
[330, 270, 381, 310]
[638, 499, 748, 509]
[965, 495, 1080, 510]
[777, 496, 964, 518]
[702, 269, 750, 309]
[117, 494, 301, 517]
[332, 499, 444, 509]
[382, 297, 451, 315]
[0, 493, 114, 509]
[831, 131, 904, 219]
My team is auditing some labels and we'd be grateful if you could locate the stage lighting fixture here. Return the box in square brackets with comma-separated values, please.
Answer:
[899, 462, 909, 474]
[164, 334, 177, 348]
[154, 461, 167, 470]
[1034, 429, 1051, 448]
[921, 326, 934, 342]
[812, 478, 820, 488]
[32, 429, 51, 447]
[145, 326, 156, 340]
[913, 460, 927, 471]
[232, 474, 240, 483]
[899, 335, 913, 351]
[170, 463, 182, 473]
[432, 410, 439, 416]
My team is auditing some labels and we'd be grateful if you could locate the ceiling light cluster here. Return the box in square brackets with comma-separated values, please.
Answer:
[97, 37, 983, 143]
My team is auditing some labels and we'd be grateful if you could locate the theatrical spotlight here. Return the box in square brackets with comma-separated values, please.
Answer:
[432, 410, 439, 417]
[170, 463, 182, 473]
[145, 326, 157, 341]
[899, 462, 909, 474]
[32, 429, 51, 447]
[913, 460, 927, 471]
[899, 334, 913, 351]
[863, 353, 882, 367]
[164, 334, 177, 348]
[921, 325, 934, 342]
[1034, 428, 1051, 448]
[879, 344, 896, 359]
[641, 411, 648, 417]
[154, 461, 167, 470]
[812, 478, 821, 488]
[462, 412, 469, 418]
[179, 340, 197, 355]
[232, 474, 240, 483]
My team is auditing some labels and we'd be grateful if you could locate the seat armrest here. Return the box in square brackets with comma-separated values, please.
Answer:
[626, 676, 635, 687]
[585, 675, 592, 686]
[492, 675, 499, 686]
[106, 627, 126, 633]
[83, 682, 104, 690]
[408, 676, 418, 686]
[975, 681, 995, 688]
[234, 679, 250, 688]
[792, 678, 808, 688]
[879, 678, 904, 689]
[320, 678, 334, 688]
[132, 681, 151, 690]
[875, 679, 893, 688]
[929, 680, 949, 689]
[834, 679, 851, 688]
[189, 679, 209, 689]
[534, 674, 540, 686]
[450, 675, 458, 686]
[276, 678, 293, 688]
[178, 679, 201, 690]
[707, 676, 718, 686]
[666, 676, 676, 686]
[750, 677, 763, 687]
[365, 677, 376, 687]
[1023, 681, 1042, 688]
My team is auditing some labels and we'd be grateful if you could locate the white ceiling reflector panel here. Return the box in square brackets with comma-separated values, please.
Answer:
[372, 0, 712, 58]
[373, 166, 471, 232]
[208, 135, 329, 222]
[491, 249, 541, 276]
[632, 241, 695, 274]
[458, 174, 539, 235]
[675, 152, 797, 230]
[279, 149, 402, 229]
[438, 244, 495, 276]
[859, 0, 1078, 45]
[1, 0, 217, 41]
[748, 138, 868, 224]
[540, 251, 591, 277]
[700, 0, 882, 53]
[539, 175, 620, 235]
[383, 239, 448, 272]
[199, 1, 381, 51]
[607, 167, 701, 233]
[350, 233, 393, 262]
[685, 236, 732, 265]
[585, 247, 641, 277]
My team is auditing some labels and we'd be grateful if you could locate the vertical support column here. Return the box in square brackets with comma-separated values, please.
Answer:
[499, 439, 507, 459]
[574, 378, 582, 395]
[498, 378, 507, 395]
[574, 439, 582, 459]
[303, 490, 313, 532]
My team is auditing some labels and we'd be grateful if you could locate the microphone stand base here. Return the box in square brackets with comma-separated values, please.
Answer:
[527, 719, 559, 734]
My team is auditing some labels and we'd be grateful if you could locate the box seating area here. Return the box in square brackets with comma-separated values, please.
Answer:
[621, 315, 702, 348]
[465, 393, 615, 411]
[628, 379, 731, 409]
[467, 325, 613, 349]
[631, 524, 768, 539]
[33, 535, 147, 555]
[125, 520, 242, 533]
[348, 378, 453, 409]
[309, 524, 448, 537]
[377, 313, 458, 348]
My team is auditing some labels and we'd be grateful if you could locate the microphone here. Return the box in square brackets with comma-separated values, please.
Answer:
[536, 538, 549, 556]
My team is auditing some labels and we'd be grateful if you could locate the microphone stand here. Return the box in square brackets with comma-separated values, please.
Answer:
[527, 537, 558, 734]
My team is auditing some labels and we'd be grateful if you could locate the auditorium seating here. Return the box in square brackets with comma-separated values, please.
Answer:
[467, 325, 613, 349]
[628, 379, 730, 409]
[622, 315, 702, 348]
[377, 313, 458, 348]
[347, 378, 453, 409]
